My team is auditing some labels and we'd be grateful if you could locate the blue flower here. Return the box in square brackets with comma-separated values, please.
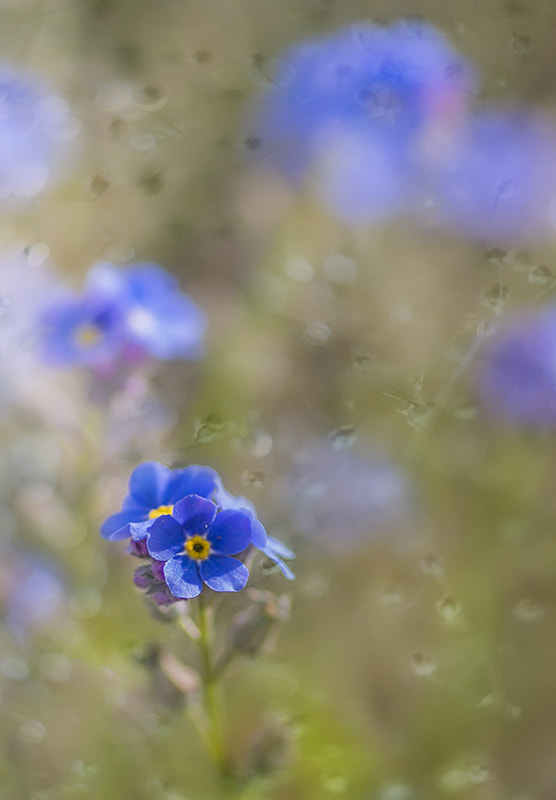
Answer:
[4, 549, 66, 643]
[473, 308, 556, 425]
[101, 462, 296, 600]
[245, 19, 475, 223]
[284, 442, 414, 550]
[41, 261, 206, 368]
[101, 462, 220, 542]
[0, 63, 79, 200]
[423, 111, 556, 244]
[146, 496, 253, 598]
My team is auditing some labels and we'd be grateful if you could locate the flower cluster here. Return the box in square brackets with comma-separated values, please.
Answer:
[0, 63, 79, 201]
[41, 261, 206, 370]
[246, 19, 556, 243]
[101, 462, 294, 603]
[473, 306, 556, 426]
[246, 19, 476, 224]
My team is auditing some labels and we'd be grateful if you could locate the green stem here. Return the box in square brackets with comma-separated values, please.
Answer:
[197, 594, 230, 778]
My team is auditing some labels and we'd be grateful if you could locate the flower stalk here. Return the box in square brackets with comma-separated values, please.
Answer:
[196, 594, 230, 777]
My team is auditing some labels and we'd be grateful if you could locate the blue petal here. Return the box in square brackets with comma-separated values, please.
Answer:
[163, 555, 203, 599]
[121, 494, 150, 513]
[124, 263, 178, 300]
[164, 466, 219, 504]
[101, 509, 146, 540]
[119, 263, 207, 361]
[172, 494, 217, 533]
[263, 536, 295, 580]
[129, 462, 172, 508]
[199, 555, 249, 593]
[214, 483, 256, 515]
[128, 294, 206, 361]
[129, 520, 154, 541]
[249, 518, 268, 549]
[207, 509, 252, 555]
[263, 549, 296, 580]
[146, 516, 185, 561]
[265, 535, 295, 560]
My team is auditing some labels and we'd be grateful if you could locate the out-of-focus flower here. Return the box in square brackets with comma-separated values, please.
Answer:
[422, 111, 556, 244]
[101, 462, 220, 542]
[41, 261, 206, 369]
[0, 63, 79, 201]
[473, 307, 556, 425]
[284, 443, 413, 549]
[0, 245, 66, 414]
[146, 496, 252, 598]
[245, 19, 475, 223]
[0, 548, 66, 642]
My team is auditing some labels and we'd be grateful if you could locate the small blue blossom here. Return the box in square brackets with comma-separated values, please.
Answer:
[146, 496, 253, 598]
[423, 111, 556, 244]
[41, 261, 206, 368]
[101, 462, 220, 542]
[473, 307, 556, 425]
[0, 63, 79, 201]
[245, 19, 475, 223]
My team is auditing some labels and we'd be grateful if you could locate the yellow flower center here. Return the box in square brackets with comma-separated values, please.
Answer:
[75, 323, 102, 347]
[184, 535, 211, 561]
[148, 504, 175, 520]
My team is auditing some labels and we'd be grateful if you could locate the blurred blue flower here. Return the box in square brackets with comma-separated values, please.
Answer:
[246, 19, 475, 223]
[0, 549, 66, 642]
[473, 307, 556, 425]
[147, 496, 252, 598]
[101, 462, 220, 542]
[423, 111, 556, 244]
[284, 443, 414, 549]
[41, 261, 206, 368]
[0, 246, 59, 412]
[0, 63, 79, 200]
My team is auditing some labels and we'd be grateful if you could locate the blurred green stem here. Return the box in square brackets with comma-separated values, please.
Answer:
[197, 594, 230, 778]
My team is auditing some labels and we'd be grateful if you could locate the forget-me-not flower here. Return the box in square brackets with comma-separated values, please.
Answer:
[41, 261, 206, 368]
[101, 461, 295, 601]
[146, 496, 252, 597]
[245, 19, 475, 223]
[101, 462, 220, 542]
[0, 63, 79, 200]
[473, 306, 556, 425]
[423, 111, 556, 244]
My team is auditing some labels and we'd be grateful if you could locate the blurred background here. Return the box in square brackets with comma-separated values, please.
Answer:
[2, 0, 556, 798]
